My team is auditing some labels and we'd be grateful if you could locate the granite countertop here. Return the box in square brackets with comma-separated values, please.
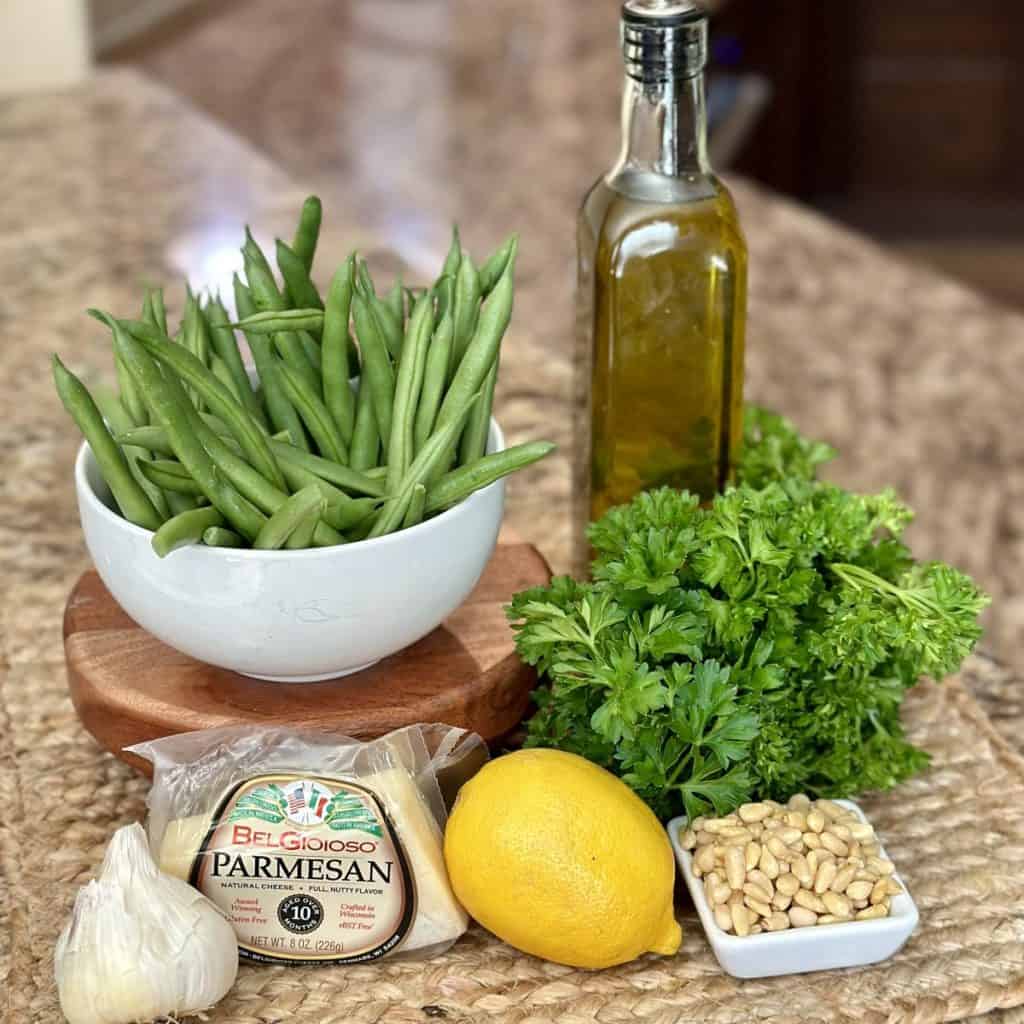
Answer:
[2, 65, 1024, 1022]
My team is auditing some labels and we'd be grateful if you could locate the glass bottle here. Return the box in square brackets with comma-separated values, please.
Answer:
[576, 0, 747, 555]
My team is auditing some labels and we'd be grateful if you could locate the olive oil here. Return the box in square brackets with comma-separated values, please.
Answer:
[576, 1, 747, 548]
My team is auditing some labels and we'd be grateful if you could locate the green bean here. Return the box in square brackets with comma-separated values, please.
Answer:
[148, 287, 168, 336]
[370, 294, 403, 360]
[111, 325, 267, 540]
[234, 272, 308, 449]
[152, 506, 225, 558]
[52, 355, 163, 530]
[210, 353, 239, 399]
[322, 255, 356, 444]
[365, 466, 388, 480]
[112, 333, 148, 428]
[441, 225, 462, 279]
[139, 459, 205, 495]
[402, 484, 426, 529]
[254, 485, 323, 550]
[277, 360, 348, 464]
[350, 385, 379, 471]
[356, 259, 375, 298]
[186, 409, 343, 547]
[110, 314, 288, 492]
[384, 277, 404, 324]
[166, 491, 198, 516]
[205, 295, 268, 429]
[277, 238, 324, 311]
[425, 441, 555, 514]
[434, 274, 455, 327]
[351, 293, 395, 448]
[459, 359, 497, 464]
[277, 458, 379, 530]
[271, 439, 384, 496]
[369, 394, 478, 538]
[232, 309, 324, 334]
[203, 526, 245, 548]
[285, 502, 322, 549]
[430, 239, 515, 475]
[477, 234, 517, 295]
[413, 311, 452, 453]
[291, 195, 322, 273]
[297, 330, 322, 373]
[451, 252, 482, 371]
[386, 292, 433, 493]
[183, 289, 211, 369]
[141, 290, 155, 327]
[93, 385, 170, 519]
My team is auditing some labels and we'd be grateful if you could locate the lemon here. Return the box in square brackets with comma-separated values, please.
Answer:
[443, 748, 681, 968]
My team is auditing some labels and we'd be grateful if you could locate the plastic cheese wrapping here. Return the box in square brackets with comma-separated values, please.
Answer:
[127, 724, 486, 965]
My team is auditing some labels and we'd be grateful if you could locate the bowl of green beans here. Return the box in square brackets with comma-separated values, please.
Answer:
[56, 198, 555, 680]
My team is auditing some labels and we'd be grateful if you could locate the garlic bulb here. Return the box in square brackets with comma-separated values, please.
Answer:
[55, 823, 238, 1024]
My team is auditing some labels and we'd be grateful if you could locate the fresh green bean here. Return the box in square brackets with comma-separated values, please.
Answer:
[369, 394, 478, 538]
[451, 252, 482, 371]
[356, 258, 375, 298]
[187, 409, 343, 547]
[52, 355, 163, 530]
[430, 239, 515, 474]
[384, 277, 404, 324]
[322, 255, 356, 444]
[459, 359, 497, 464]
[349, 385, 379, 471]
[111, 326, 268, 540]
[425, 441, 555, 514]
[365, 466, 388, 480]
[112, 330, 148, 428]
[271, 439, 384, 496]
[234, 272, 308, 449]
[297, 330, 322, 373]
[166, 491, 198, 516]
[402, 484, 426, 529]
[370, 294, 403, 360]
[232, 309, 324, 334]
[110, 314, 287, 492]
[351, 294, 395, 448]
[141, 290, 155, 327]
[139, 459, 205, 495]
[210, 353, 239, 399]
[434, 274, 455, 327]
[386, 292, 433, 493]
[277, 238, 324, 311]
[441, 225, 462, 279]
[477, 234, 517, 295]
[205, 296, 269, 429]
[413, 311, 453, 453]
[149, 287, 168, 336]
[202, 526, 245, 548]
[291, 195, 322, 273]
[93, 385, 170, 519]
[277, 458, 379, 531]
[285, 502, 322, 549]
[152, 506, 225, 558]
[254, 485, 323, 550]
[183, 289, 212, 369]
[277, 360, 348, 464]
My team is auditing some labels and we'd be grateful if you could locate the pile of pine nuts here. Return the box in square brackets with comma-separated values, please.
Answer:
[680, 795, 903, 936]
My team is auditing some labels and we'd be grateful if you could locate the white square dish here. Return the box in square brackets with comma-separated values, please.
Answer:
[667, 799, 919, 979]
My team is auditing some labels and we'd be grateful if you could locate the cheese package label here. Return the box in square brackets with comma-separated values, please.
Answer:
[189, 773, 416, 964]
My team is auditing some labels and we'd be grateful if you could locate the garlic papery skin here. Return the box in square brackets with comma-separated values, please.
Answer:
[54, 823, 238, 1024]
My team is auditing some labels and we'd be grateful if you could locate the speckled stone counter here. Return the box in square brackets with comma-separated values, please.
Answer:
[3, 66, 1024, 1023]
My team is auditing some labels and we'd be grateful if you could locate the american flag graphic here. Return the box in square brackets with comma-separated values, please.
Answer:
[287, 787, 306, 816]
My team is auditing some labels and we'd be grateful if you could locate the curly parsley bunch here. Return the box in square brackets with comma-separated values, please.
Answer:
[508, 408, 989, 821]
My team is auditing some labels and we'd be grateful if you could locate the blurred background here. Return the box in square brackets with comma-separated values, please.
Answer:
[4, 0, 1023, 676]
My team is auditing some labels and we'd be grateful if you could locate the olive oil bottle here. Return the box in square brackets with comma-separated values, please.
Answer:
[576, 0, 747, 549]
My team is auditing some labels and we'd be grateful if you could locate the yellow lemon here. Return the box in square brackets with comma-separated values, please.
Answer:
[443, 748, 681, 968]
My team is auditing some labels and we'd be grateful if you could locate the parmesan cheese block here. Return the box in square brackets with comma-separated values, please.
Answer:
[158, 765, 466, 963]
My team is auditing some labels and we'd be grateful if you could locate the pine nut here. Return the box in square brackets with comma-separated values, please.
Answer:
[772, 891, 793, 911]
[806, 850, 819, 874]
[728, 891, 744, 908]
[703, 816, 739, 834]
[789, 907, 818, 928]
[885, 879, 903, 896]
[711, 881, 732, 906]
[853, 899, 868, 910]
[691, 816, 706, 832]
[794, 890, 826, 914]
[747, 869, 774, 897]
[818, 915, 841, 925]
[767, 836, 790, 860]
[862, 841, 881, 856]
[832, 865, 857, 893]
[720, 827, 753, 842]
[821, 891, 851, 917]
[855, 870, 877, 882]
[743, 881, 772, 905]
[738, 802, 772, 823]
[791, 854, 813, 887]
[744, 895, 773, 919]
[788, 793, 811, 811]
[870, 879, 888, 905]
[849, 822, 875, 842]
[725, 846, 746, 889]
[765, 911, 791, 931]
[745, 841, 761, 871]
[762, 818, 781, 831]
[828, 823, 852, 842]
[820, 832, 849, 856]
[759, 846, 780, 880]
[778, 827, 804, 846]
[776, 873, 801, 896]
[848, 841, 862, 860]
[845, 880, 874, 901]
[814, 860, 838, 894]
[695, 845, 716, 875]
[816, 800, 844, 820]
[750, 924, 763, 935]
[714, 904, 733, 932]
[856, 904, 888, 921]
[680, 828, 697, 850]
[803, 832, 822, 850]
[806, 810, 826, 833]
[696, 831, 715, 846]
[868, 856, 895, 876]
[785, 811, 808, 831]
[731, 903, 752, 936]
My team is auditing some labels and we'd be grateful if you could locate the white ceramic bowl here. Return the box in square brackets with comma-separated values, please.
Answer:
[74, 421, 505, 682]
[668, 799, 919, 979]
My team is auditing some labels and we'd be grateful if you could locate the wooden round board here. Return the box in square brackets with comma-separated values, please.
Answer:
[64, 532, 551, 774]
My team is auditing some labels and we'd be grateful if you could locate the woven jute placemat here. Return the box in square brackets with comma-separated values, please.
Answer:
[2, 648, 1023, 1023]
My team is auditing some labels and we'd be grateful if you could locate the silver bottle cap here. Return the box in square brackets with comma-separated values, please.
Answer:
[621, 0, 708, 83]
